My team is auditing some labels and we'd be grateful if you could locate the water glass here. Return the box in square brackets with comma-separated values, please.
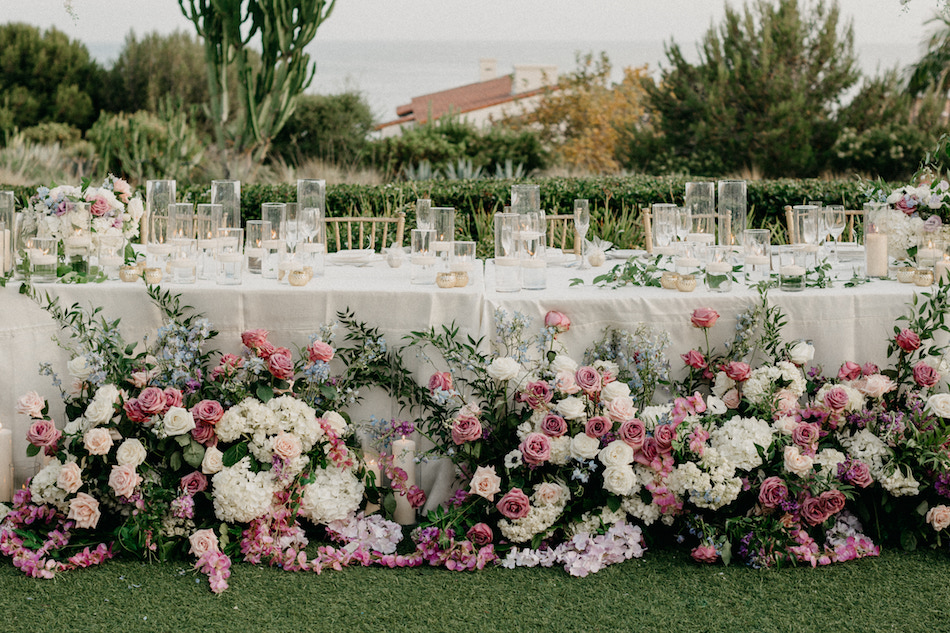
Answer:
[146, 180, 176, 244]
[170, 239, 198, 284]
[574, 199, 590, 267]
[411, 229, 437, 285]
[98, 235, 125, 281]
[717, 180, 747, 246]
[779, 245, 807, 292]
[705, 245, 733, 292]
[743, 229, 771, 284]
[216, 227, 244, 285]
[674, 241, 704, 277]
[494, 212, 520, 292]
[30, 237, 58, 283]
[210, 180, 241, 229]
[245, 220, 270, 275]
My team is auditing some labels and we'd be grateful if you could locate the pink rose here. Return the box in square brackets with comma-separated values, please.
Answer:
[112, 178, 131, 203]
[914, 362, 940, 387]
[519, 432, 551, 466]
[89, 195, 110, 217]
[896, 329, 921, 353]
[585, 416, 611, 438]
[267, 347, 295, 380]
[57, 462, 83, 494]
[823, 386, 849, 411]
[895, 196, 916, 215]
[191, 420, 218, 447]
[451, 414, 483, 445]
[681, 350, 707, 370]
[723, 361, 751, 382]
[16, 391, 46, 418]
[539, 413, 567, 438]
[691, 307, 720, 329]
[191, 400, 224, 425]
[553, 370, 580, 395]
[407, 485, 427, 509]
[927, 505, 950, 531]
[653, 423, 676, 453]
[211, 354, 243, 380]
[242, 328, 270, 351]
[722, 388, 741, 409]
[469, 466, 502, 501]
[428, 372, 453, 394]
[180, 471, 208, 495]
[518, 381, 553, 409]
[108, 463, 142, 498]
[67, 492, 101, 529]
[27, 419, 61, 450]
[801, 496, 828, 526]
[848, 461, 873, 488]
[818, 489, 846, 518]
[575, 366, 602, 394]
[123, 399, 150, 423]
[189, 529, 219, 557]
[774, 389, 799, 414]
[634, 436, 659, 467]
[758, 476, 788, 509]
[691, 543, 719, 564]
[792, 423, 820, 449]
[862, 362, 880, 376]
[271, 432, 302, 462]
[605, 396, 637, 423]
[853, 375, 894, 400]
[618, 418, 646, 451]
[308, 340, 334, 363]
[137, 386, 167, 415]
[838, 361, 862, 382]
[83, 428, 113, 456]
[163, 387, 183, 411]
[466, 523, 493, 546]
[496, 488, 531, 520]
[544, 310, 571, 333]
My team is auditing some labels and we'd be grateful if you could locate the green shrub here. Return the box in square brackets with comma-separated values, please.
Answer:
[20, 122, 82, 146]
[271, 92, 374, 166]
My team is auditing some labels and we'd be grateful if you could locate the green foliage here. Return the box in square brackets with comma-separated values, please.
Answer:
[20, 121, 82, 146]
[0, 23, 105, 137]
[271, 92, 374, 165]
[633, 0, 859, 178]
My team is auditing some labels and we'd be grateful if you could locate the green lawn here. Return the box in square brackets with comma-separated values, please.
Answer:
[2, 547, 949, 633]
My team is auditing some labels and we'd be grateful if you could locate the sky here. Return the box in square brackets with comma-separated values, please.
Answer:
[1, 0, 946, 46]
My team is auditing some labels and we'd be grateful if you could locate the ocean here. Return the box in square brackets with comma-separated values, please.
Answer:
[86, 39, 920, 125]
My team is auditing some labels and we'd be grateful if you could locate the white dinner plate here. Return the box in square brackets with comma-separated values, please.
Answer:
[545, 251, 578, 267]
[328, 249, 378, 265]
[607, 249, 646, 260]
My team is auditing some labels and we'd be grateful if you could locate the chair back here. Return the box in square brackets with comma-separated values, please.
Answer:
[545, 214, 580, 255]
[325, 211, 405, 252]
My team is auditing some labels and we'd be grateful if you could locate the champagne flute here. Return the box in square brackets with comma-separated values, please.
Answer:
[824, 205, 846, 265]
[574, 199, 590, 269]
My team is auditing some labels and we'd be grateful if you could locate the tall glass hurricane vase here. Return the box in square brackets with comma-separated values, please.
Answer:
[210, 180, 241, 230]
[717, 180, 747, 246]
[146, 180, 176, 245]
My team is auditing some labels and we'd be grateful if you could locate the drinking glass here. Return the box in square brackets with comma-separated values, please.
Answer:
[685, 181, 715, 239]
[261, 203, 286, 241]
[794, 204, 820, 267]
[706, 245, 733, 292]
[0, 191, 13, 274]
[432, 207, 455, 259]
[411, 229, 437, 285]
[717, 180, 747, 246]
[170, 238, 198, 284]
[779, 245, 807, 292]
[494, 212, 520, 292]
[823, 205, 846, 265]
[216, 227, 244, 285]
[210, 180, 241, 230]
[674, 205, 691, 243]
[574, 199, 590, 269]
[742, 229, 771, 284]
[146, 180, 176, 244]
[98, 235, 126, 281]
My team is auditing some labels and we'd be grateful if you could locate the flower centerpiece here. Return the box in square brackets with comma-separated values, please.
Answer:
[30, 175, 145, 242]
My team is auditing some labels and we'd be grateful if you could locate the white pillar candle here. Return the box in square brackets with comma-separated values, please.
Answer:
[866, 233, 888, 278]
[936, 258, 950, 285]
[392, 436, 416, 525]
[0, 426, 12, 502]
[2, 229, 10, 274]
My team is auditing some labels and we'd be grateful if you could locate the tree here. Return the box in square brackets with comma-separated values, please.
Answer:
[639, 0, 858, 177]
[177, 0, 336, 164]
[272, 91, 375, 166]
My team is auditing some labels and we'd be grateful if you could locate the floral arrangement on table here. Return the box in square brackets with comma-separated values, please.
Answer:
[28, 175, 145, 241]
[865, 172, 950, 260]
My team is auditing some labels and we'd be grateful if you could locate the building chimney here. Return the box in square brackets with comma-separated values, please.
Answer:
[479, 58, 497, 82]
[512, 64, 558, 93]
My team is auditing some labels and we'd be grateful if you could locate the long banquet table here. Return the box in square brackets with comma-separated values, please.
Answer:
[0, 254, 925, 487]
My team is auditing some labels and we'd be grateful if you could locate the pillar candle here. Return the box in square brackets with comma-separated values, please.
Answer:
[936, 257, 950, 285]
[392, 436, 416, 525]
[0, 427, 12, 503]
[865, 233, 888, 278]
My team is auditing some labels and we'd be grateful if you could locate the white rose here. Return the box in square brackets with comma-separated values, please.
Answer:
[602, 465, 638, 496]
[570, 433, 600, 460]
[601, 381, 630, 402]
[201, 446, 224, 474]
[706, 395, 727, 415]
[549, 355, 578, 374]
[927, 393, 950, 418]
[605, 396, 637, 422]
[127, 197, 144, 221]
[788, 340, 815, 366]
[557, 396, 586, 420]
[116, 438, 147, 467]
[84, 427, 114, 455]
[84, 397, 116, 427]
[532, 482, 563, 506]
[323, 411, 348, 435]
[67, 355, 94, 381]
[487, 357, 521, 382]
[163, 407, 196, 436]
[599, 440, 634, 467]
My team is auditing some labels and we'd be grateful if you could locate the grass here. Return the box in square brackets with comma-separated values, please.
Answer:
[2, 547, 950, 633]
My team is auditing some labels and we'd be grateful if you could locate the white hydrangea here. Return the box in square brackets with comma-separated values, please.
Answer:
[668, 454, 741, 511]
[215, 398, 278, 442]
[30, 458, 67, 508]
[211, 457, 278, 523]
[815, 383, 866, 412]
[565, 506, 627, 537]
[300, 465, 364, 525]
[815, 448, 847, 474]
[548, 436, 571, 465]
[879, 466, 921, 497]
[621, 493, 661, 526]
[838, 428, 889, 474]
[708, 415, 774, 472]
[267, 396, 324, 449]
[638, 405, 670, 429]
[498, 484, 568, 543]
[743, 362, 806, 405]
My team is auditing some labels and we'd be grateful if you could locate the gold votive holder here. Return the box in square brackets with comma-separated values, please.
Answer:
[676, 273, 697, 292]
[143, 267, 163, 284]
[453, 270, 469, 287]
[436, 271, 457, 288]
[896, 266, 916, 284]
[914, 268, 935, 286]
[119, 265, 141, 283]
[288, 269, 310, 286]
[660, 271, 680, 290]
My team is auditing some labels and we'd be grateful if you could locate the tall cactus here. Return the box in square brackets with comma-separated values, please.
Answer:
[178, 0, 336, 165]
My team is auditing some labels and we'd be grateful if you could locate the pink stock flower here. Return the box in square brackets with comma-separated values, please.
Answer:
[544, 310, 571, 333]
[407, 485, 427, 509]
[496, 488, 531, 520]
[690, 307, 720, 329]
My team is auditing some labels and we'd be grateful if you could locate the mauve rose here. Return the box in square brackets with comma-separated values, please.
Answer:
[242, 328, 270, 350]
[539, 413, 567, 437]
[407, 485, 427, 509]
[496, 488, 531, 520]
[27, 419, 61, 449]
[722, 388, 741, 409]
[575, 366, 602, 394]
[838, 361, 862, 382]
[138, 387, 167, 415]
[585, 415, 611, 438]
[681, 350, 707, 370]
[466, 523, 493, 546]
[180, 471, 208, 495]
[895, 196, 916, 215]
[267, 347, 295, 380]
[823, 386, 849, 411]
[818, 489, 846, 517]
[723, 361, 752, 382]
[758, 476, 788, 508]
[16, 391, 45, 418]
[792, 423, 820, 448]
[191, 400, 224, 425]
[862, 362, 880, 376]
[519, 432, 551, 466]
[308, 340, 334, 363]
[653, 423, 676, 453]
[690, 307, 720, 329]
[428, 372, 453, 394]
[635, 437, 660, 467]
[691, 544, 719, 564]
[191, 420, 218, 446]
[123, 399, 149, 423]
[801, 496, 828, 526]
[109, 463, 142, 498]
[451, 415, 483, 445]
[896, 328, 922, 352]
[544, 310, 571, 333]
[848, 461, 873, 488]
[67, 493, 101, 529]
[914, 362, 940, 387]
[189, 529, 219, 557]
[618, 418, 646, 450]
[519, 381, 553, 409]
[89, 195, 110, 217]
[163, 387, 183, 411]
